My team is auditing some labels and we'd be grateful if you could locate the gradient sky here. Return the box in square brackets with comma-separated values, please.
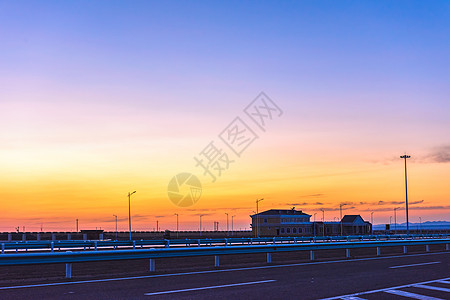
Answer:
[1, 1, 449, 232]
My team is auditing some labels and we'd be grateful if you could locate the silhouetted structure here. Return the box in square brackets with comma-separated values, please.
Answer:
[251, 209, 371, 236]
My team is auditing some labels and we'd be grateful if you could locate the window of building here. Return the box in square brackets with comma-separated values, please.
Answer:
[264, 218, 267, 223]
[281, 228, 285, 233]
[299, 228, 302, 233]
[287, 228, 291, 233]
[293, 228, 297, 233]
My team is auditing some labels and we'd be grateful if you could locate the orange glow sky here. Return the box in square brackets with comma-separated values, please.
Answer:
[1, 2, 449, 231]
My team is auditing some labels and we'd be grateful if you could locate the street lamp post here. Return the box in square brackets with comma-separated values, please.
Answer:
[313, 213, 317, 237]
[225, 213, 229, 236]
[113, 215, 118, 240]
[321, 208, 325, 236]
[400, 154, 411, 236]
[128, 191, 136, 240]
[76, 219, 78, 233]
[389, 216, 392, 234]
[371, 212, 374, 235]
[256, 198, 264, 238]
[174, 213, 179, 238]
[340, 203, 347, 236]
[419, 217, 422, 234]
[199, 215, 205, 237]
[394, 207, 399, 235]
[232, 215, 236, 236]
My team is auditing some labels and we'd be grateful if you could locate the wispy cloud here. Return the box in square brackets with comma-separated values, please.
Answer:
[426, 145, 450, 163]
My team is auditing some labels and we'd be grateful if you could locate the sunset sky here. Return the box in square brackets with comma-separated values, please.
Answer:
[1, 1, 449, 232]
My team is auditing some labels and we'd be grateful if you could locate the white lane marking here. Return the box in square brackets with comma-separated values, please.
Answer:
[414, 284, 450, 292]
[341, 297, 367, 300]
[144, 279, 276, 296]
[437, 280, 450, 284]
[320, 277, 450, 300]
[385, 289, 444, 300]
[390, 261, 441, 269]
[0, 251, 448, 290]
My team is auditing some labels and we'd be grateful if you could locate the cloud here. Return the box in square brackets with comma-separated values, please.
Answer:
[427, 145, 450, 163]
[298, 194, 325, 198]
[410, 199, 424, 205]
[378, 200, 405, 205]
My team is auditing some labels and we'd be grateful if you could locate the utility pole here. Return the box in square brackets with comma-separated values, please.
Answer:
[76, 219, 78, 233]
[174, 213, 179, 238]
[225, 213, 229, 236]
[400, 154, 411, 236]
[128, 191, 136, 240]
[113, 215, 118, 240]
[256, 198, 264, 238]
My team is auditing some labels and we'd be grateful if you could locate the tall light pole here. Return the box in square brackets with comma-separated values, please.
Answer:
[340, 203, 347, 236]
[128, 191, 136, 240]
[199, 214, 205, 237]
[256, 198, 264, 238]
[225, 213, 229, 236]
[174, 213, 179, 238]
[313, 213, 317, 237]
[76, 219, 78, 233]
[371, 212, 374, 235]
[232, 215, 236, 236]
[389, 216, 392, 234]
[321, 208, 325, 236]
[400, 154, 411, 236]
[394, 207, 399, 235]
[419, 217, 422, 234]
[113, 215, 118, 240]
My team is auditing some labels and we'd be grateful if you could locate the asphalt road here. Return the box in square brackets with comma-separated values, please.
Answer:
[0, 251, 449, 299]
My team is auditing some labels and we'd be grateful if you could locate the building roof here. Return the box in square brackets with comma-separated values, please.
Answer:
[251, 209, 311, 217]
[341, 215, 366, 224]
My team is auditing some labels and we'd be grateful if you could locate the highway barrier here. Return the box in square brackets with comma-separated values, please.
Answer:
[0, 237, 448, 279]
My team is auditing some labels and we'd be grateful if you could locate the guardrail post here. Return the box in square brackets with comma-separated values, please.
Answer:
[273, 237, 276, 245]
[165, 240, 170, 248]
[267, 253, 272, 263]
[426, 245, 430, 252]
[133, 241, 136, 250]
[347, 236, 349, 242]
[94, 241, 97, 251]
[377, 247, 381, 256]
[250, 238, 253, 245]
[37, 233, 40, 241]
[403, 246, 407, 254]
[22, 233, 26, 241]
[198, 239, 201, 247]
[225, 238, 228, 247]
[149, 259, 155, 272]
[310, 250, 314, 261]
[214, 255, 219, 267]
[346, 249, 351, 258]
[7, 234, 11, 242]
[66, 263, 72, 279]
[1, 243, 4, 254]
[51, 242, 54, 253]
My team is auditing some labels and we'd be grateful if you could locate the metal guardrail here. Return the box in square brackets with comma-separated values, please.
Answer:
[1, 234, 449, 253]
[0, 238, 448, 278]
